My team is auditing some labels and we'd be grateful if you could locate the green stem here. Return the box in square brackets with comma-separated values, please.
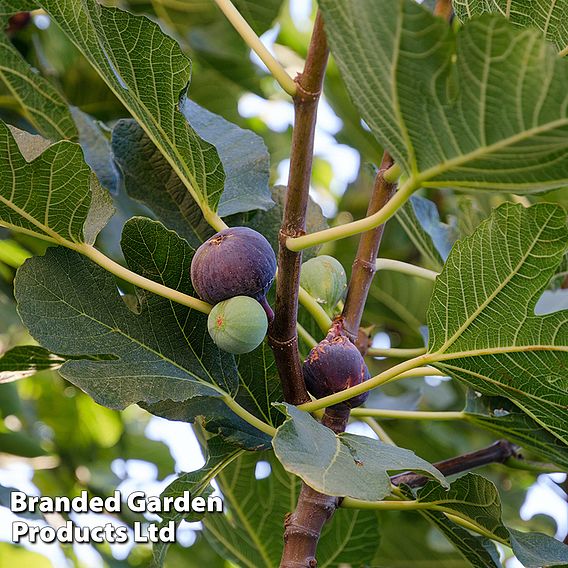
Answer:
[213, 0, 297, 96]
[296, 322, 318, 348]
[222, 395, 277, 437]
[341, 497, 431, 510]
[360, 416, 395, 444]
[352, 409, 464, 421]
[383, 163, 402, 184]
[375, 259, 438, 282]
[367, 346, 427, 358]
[286, 178, 416, 251]
[443, 513, 509, 546]
[298, 354, 430, 412]
[77, 244, 212, 314]
[385, 366, 444, 381]
[298, 286, 332, 333]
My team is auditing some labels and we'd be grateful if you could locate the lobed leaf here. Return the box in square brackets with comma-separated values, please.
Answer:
[0, 122, 104, 245]
[319, 0, 568, 193]
[453, 0, 568, 55]
[426, 203, 568, 446]
[204, 451, 381, 568]
[14, 218, 238, 410]
[272, 404, 447, 501]
[0, 34, 77, 141]
[36, 0, 226, 222]
[464, 391, 568, 469]
[112, 101, 273, 245]
[412, 474, 568, 566]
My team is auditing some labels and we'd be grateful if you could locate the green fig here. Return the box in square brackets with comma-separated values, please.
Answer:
[300, 255, 347, 314]
[207, 296, 268, 354]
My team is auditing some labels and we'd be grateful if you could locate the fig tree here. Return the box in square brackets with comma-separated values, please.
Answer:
[300, 255, 347, 315]
[303, 318, 369, 410]
[207, 296, 268, 354]
[191, 227, 277, 320]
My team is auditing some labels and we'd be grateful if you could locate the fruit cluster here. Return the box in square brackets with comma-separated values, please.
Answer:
[191, 227, 276, 354]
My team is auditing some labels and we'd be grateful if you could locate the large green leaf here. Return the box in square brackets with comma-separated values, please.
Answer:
[464, 391, 568, 469]
[319, 0, 568, 193]
[144, 343, 283, 450]
[419, 509, 502, 568]
[0, 34, 77, 141]
[415, 474, 509, 542]
[14, 217, 238, 409]
[112, 101, 273, 245]
[204, 451, 381, 568]
[272, 404, 447, 500]
[153, 436, 244, 567]
[454, 1, 568, 55]
[413, 475, 568, 567]
[0, 122, 112, 245]
[0, 346, 65, 383]
[425, 203, 568, 446]
[36, 0, 226, 222]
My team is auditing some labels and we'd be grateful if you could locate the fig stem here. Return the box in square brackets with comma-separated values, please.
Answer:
[77, 244, 213, 314]
[286, 177, 416, 251]
[213, 0, 297, 96]
[341, 497, 432, 511]
[375, 258, 438, 282]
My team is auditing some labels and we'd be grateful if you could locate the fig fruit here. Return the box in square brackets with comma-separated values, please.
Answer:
[303, 319, 369, 410]
[207, 296, 268, 354]
[191, 227, 277, 320]
[300, 255, 347, 315]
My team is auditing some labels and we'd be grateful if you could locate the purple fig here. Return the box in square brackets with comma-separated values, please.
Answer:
[303, 319, 370, 410]
[191, 227, 276, 320]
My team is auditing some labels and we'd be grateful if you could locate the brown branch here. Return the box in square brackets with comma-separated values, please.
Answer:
[281, 156, 398, 567]
[268, 11, 329, 406]
[390, 439, 520, 489]
[342, 152, 396, 347]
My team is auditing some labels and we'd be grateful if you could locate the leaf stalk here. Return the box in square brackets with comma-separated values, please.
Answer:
[213, 0, 297, 96]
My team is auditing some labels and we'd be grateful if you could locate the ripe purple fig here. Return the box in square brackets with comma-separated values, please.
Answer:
[191, 227, 276, 320]
[303, 319, 370, 410]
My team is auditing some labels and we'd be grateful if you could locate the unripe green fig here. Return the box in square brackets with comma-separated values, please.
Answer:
[300, 255, 347, 314]
[207, 296, 268, 354]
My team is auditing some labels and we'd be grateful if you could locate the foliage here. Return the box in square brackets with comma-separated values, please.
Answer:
[0, 0, 567, 567]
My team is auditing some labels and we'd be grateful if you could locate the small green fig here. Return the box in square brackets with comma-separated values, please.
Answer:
[300, 255, 347, 314]
[207, 296, 268, 354]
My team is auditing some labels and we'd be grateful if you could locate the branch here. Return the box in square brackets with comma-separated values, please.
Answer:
[390, 439, 520, 488]
[282, 154, 400, 567]
[213, 0, 297, 96]
[268, 11, 329, 406]
[342, 153, 397, 343]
